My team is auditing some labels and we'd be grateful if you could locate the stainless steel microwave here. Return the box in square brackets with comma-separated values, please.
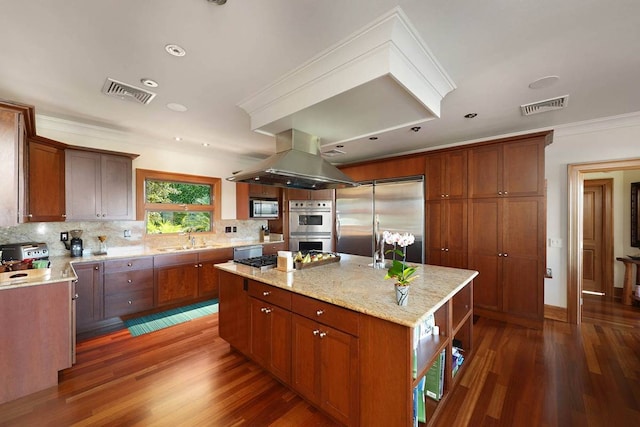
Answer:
[250, 199, 279, 218]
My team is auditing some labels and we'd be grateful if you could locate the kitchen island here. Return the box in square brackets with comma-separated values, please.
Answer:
[216, 254, 478, 426]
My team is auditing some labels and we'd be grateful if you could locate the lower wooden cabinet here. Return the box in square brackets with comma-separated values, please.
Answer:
[154, 253, 199, 307]
[218, 270, 250, 355]
[197, 248, 232, 298]
[74, 262, 104, 332]
[291, 313, 358, 426]
[249, 297, 291, 383]
[103, 257, 154, 317]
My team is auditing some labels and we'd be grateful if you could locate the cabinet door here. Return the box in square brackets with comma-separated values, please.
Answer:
[468, 198, 502, 311]
[262, 242, 286, 255]
[291, 314, 321, 403]
[446, 150, 467, 199]
[468, 144, 501, 198]
[198, 249, 233, 298]
[502, 138, 545, 197]
[65, 150, 101, 220]
[101, 154, 133, 219]
[287, 188, 333, 200]
[319, 324, 358, 426]
[444, 198, 468, 268]
[250, 298, 292, 383]
[235, 183, 250, 220]
[0, 109, 21, 227]
[426, 200, 445, 265]
[250, 183, 279, 198]
[74, 262, 104, 331]
[218, 270, 249, 354]
[249, 297, 270, 367]
[155, 263, 199, 306]
[27, 140, 66, 222]
[502, 197, 544, 319]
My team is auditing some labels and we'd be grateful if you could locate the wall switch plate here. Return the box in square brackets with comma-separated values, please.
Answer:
[123, 229, 131, 238]
[548, 238, 563, 248]
[60, 232, 68, 242]
[545, 267, 553, 278]
[232, 226, 237, 232]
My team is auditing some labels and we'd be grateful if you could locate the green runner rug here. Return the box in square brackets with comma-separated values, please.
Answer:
[124, 299, 218, 336]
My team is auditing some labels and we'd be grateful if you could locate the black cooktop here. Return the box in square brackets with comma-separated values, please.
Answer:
[234, 254, 278, 269]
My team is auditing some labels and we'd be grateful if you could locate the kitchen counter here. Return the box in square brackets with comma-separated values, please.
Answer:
[215, 253, 478, 327]
[0, 239, 284, 290]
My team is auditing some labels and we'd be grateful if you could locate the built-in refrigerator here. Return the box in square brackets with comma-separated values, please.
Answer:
[335, 176, 424, 264]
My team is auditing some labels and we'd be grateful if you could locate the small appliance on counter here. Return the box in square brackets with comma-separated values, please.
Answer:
[69, 229, 83, 257]
[0, 242, 50, 272]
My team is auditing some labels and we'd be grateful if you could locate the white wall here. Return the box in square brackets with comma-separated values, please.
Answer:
[545, 113, 640, 307]
[36, 115, 258, 220]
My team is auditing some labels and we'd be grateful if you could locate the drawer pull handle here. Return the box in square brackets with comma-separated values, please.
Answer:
[261, 307, 272, 314]
[127, 263, 132, 267]
[316, 309, 324, 316]
[128, 300, 132, 305]
[263, 291, 271, 296]
[312, 329, 320, 336]
[319, 331, 327, 338]
[127, 279, 132, 284]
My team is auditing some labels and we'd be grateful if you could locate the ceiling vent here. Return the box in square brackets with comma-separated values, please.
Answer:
[101, 78, 156, 105]
[322, 148, 346, 157]
[520, 95, 569, 116]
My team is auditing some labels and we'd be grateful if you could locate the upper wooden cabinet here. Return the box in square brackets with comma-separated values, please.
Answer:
[0, 106, 27, 226]
[425, 150, 467, 200]
[286, 188, 334, 201]
[249, 183, 279, 199]
[26, 138, 66, 222]
[468, 136, 546, 198]
[65, 149, 133, 221]
[339, 155, 425, 182]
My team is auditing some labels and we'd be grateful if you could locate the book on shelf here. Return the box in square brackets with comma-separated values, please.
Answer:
[424, 348, 446, 401]
[452, 346, 465, 378]
[413, 375, 427, 427]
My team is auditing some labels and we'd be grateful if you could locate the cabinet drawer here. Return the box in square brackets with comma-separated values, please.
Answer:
[292, 293, 359, 336]
[248, 280, 291, 310]
[154, 253, 198, 268]
[104, 257, 153, 273]
[198, 248, 233, 263]
[104, 289, 154, 318]
[104, 270, 153, 295]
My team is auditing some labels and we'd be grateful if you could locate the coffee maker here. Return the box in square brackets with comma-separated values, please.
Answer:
[69, 229, 83, 257]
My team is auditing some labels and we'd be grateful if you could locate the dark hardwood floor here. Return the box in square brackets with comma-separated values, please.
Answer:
[1, 302, 639, 426]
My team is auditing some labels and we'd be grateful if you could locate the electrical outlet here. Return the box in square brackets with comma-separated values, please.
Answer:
[60, 231, 68, 242]
[232, 226, 237, 232]
[123, 229, 131, 238]
[225, 226, 231, 233]
[545, 267, 553, 278]
[548, 238, 563, 248]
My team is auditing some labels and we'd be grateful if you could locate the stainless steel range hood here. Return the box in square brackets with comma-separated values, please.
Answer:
[227, 129, 358, 190]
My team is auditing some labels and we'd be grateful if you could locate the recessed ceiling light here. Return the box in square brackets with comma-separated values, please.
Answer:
[410, 126, 421, 132]
[464, 113, 478, 118]
[140, 78, 158, 88]
[369, 137, 378, 140]
[336, 145, 344, 148]
[167, 103, 188, 112]
[528, 75, 560, 89]
[202, 143, 210, 147]
[174, 136, 182, 141]
[165, 44, 186, 57]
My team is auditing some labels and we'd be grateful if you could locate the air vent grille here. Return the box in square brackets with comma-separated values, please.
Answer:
[520, 95, 569, 116]
[101, 78, 156, 105]
[322, 148, 346, 157]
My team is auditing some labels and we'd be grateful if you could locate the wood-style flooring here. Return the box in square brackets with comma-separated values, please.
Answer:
[1, 302, 639, 426]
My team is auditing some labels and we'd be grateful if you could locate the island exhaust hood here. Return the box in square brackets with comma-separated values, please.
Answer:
[227, 129, 358, 190]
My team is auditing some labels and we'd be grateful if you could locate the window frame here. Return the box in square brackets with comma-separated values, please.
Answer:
[136, 169, 221, 235]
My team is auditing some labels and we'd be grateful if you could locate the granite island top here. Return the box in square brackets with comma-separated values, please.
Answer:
[215, 253, 478, 328]
[0, 239, 283, 291]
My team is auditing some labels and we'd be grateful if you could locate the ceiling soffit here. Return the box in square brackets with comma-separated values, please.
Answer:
[237, 6, 456, 144]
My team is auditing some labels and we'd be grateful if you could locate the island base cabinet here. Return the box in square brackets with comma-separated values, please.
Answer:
[249, 298, 291, 384]
[0, 281, 72, 404]
[291, 314, 359, 427]
[218, 270, 250, 355]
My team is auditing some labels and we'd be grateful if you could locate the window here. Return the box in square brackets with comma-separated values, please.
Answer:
[136, 169, 221, 234]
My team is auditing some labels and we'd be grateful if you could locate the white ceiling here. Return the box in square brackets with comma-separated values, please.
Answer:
[1, 0, 639, 165]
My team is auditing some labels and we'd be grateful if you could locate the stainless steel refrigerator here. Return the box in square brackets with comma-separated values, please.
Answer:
[335, 176, 424, 264]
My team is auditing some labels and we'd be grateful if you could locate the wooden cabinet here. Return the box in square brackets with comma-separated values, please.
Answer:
[468, 197, 545, 328]
[339, 155, 425, 182]
[262, 241, 286, 255]
[0, 106, 26, 227]
[0, 280, 72, 404]
[74, 262, 104, 332]
[291, 293, 359, 426]
[236, 183, 281, 221]
[426, 199, 467, 268]
[197, 248, 233, 298]
[26, 138, 66, 222]
[249, 183, 279, 198]
[248, 280, 292, 383]
[468, 136, 545, 198]
[286, 188, 334, 201]
[103, 257, 154, 318]
[65, 149, 133, 220]
[218, 269, 250, 355]
[154, 253, 199, 307]
[425, 150, 467, 200]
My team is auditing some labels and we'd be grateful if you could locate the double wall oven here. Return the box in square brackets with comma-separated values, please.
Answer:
[288, 200, 333, 253]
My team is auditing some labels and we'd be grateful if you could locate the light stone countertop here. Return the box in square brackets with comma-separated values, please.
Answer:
[215, 253, 478, 328]
[0, 239, 284, 291]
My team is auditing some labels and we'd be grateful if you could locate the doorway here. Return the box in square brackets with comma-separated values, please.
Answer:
[568, 159, 640, 324]
[582, 179, 613, 299]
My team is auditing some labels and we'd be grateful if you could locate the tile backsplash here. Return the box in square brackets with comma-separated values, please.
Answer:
[0, 219, 269, 258]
